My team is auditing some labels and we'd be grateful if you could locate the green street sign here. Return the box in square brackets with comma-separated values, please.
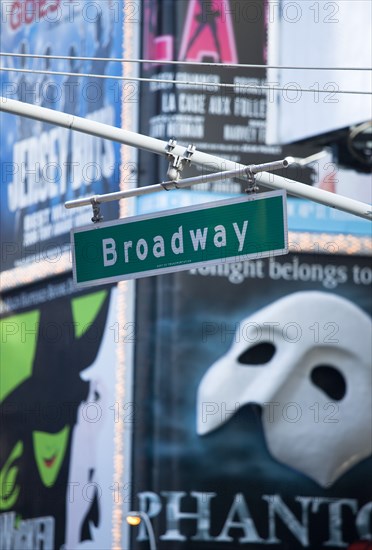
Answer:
[71, 191, 288, 288]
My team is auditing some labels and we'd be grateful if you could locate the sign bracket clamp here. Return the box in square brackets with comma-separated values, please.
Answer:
[245, 166, 260, 194]
[91, 196, 104, 224]
[163, 139, 196, 190]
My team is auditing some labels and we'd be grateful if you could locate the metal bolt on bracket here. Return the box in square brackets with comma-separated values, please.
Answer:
[163, 140, 196, 190]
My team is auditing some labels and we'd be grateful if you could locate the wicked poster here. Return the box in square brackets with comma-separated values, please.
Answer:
[0, 278, 120, 549]
[131, 253, 372, 549]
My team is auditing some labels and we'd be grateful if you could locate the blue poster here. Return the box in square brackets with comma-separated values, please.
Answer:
[0, 0, 124, 273]
[131, 253, 372, 549]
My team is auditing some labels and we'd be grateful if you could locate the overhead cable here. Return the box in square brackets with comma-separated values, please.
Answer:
[1, 52, 371, 72]
[1, 67, 371, 96]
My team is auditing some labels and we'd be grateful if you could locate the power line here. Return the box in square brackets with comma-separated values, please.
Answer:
[1, 66, 371, 96]
[1, 52, 371, 72]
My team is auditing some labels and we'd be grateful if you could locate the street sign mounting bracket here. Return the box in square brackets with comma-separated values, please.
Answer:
[244, 166, 260, 194]
[91, 196, 103, 224]
[164, 139, 196, 188]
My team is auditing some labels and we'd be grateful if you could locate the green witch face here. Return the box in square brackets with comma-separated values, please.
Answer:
[32, 426, 70, 487]
[1, 289, 109, 509]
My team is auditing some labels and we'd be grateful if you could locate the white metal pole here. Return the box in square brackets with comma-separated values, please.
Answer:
[1, 97, 371, 221]
[64, 160, 290, 209]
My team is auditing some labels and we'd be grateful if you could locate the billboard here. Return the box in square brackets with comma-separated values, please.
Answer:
[138, 0, 371, 245]
[0, 0, 124, 276]
[131, 253, 372, 549]
[266, 0, 372, 144]
[139, 0, 321, 194]
[0, 279, 124, 550]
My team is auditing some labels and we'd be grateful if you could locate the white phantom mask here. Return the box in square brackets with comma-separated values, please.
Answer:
[197, 291, 372, 487]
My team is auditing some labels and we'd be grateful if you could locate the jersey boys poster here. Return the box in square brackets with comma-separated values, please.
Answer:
[131, 253, 372, 549]
[0, 280, 122, 550]
[0, 0, 123, 273]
